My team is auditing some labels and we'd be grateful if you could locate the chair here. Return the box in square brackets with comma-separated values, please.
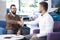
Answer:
[53, 21, 60, 32]
[0, 20, 6, 28]
[0, 20, 6, 34]
[47, 21, 60, 40]
[47, 32, 60, 40]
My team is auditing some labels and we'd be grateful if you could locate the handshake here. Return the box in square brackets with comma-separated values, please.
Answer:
[17, 20, 24, 27]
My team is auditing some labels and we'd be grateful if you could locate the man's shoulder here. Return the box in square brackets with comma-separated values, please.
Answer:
[6, 13, 12, 18]
[6, 13, 10, 16]
[16, 15, 20, 18]
[47, 13, 52, 18]
[46, 13, 54, 21]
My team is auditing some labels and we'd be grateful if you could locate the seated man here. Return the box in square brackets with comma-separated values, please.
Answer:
[25, 2, 54, 40]
[6, 4, 24, 35]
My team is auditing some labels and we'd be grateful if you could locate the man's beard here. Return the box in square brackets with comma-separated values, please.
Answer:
[11, 11, 16, 15]
[39, 11, 42, 13]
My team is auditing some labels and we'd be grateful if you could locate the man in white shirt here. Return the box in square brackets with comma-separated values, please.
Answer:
[25, 2, 54, 40]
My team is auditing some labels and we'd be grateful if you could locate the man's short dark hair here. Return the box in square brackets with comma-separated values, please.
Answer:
[10, 4, 16, 8]
[39, 2, 48, 11]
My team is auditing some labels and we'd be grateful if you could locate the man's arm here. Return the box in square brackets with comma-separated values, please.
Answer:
[24, 17, 39, 25]
[32, 17, 54, 37]
[17, 20, 24, 26]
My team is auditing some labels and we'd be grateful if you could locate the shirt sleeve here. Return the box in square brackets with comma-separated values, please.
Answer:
[24, 17, 39, 25]
[37, 16, 54, 37]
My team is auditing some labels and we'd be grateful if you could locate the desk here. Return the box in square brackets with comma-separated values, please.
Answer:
[0, 34, 25, 40]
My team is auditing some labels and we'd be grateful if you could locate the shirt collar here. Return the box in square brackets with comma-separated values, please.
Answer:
[41, 12, 48, 16]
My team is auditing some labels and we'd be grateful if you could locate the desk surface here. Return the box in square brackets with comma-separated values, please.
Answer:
[0, 34, 25, 40]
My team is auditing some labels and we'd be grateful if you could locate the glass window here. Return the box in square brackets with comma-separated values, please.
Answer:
[51, 0, 60, 8]
[6, 0, 45, 15]
[20, 0, 39, 13]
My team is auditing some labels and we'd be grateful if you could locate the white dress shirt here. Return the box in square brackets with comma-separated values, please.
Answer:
[24, 12, 54, 37]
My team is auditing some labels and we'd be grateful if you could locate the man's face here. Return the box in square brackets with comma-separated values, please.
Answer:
[10, 6, 16, 15]
[39, 4, 44, 13]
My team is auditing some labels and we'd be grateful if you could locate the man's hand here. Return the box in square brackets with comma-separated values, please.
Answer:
[17, 21, 24, 26]
[17, 29, 21, 36]
[31, 34, 37, 38]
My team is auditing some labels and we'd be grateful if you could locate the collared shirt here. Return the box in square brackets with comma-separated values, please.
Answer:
[24, 12, 54, 37]
[6, 13, 21, 30]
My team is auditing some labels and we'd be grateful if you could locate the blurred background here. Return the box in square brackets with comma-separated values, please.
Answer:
[0, 0, 59, 20]
[0, 0, 60, 40]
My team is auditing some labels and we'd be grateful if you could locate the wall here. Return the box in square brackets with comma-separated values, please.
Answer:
[0, 0, 6, 20]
